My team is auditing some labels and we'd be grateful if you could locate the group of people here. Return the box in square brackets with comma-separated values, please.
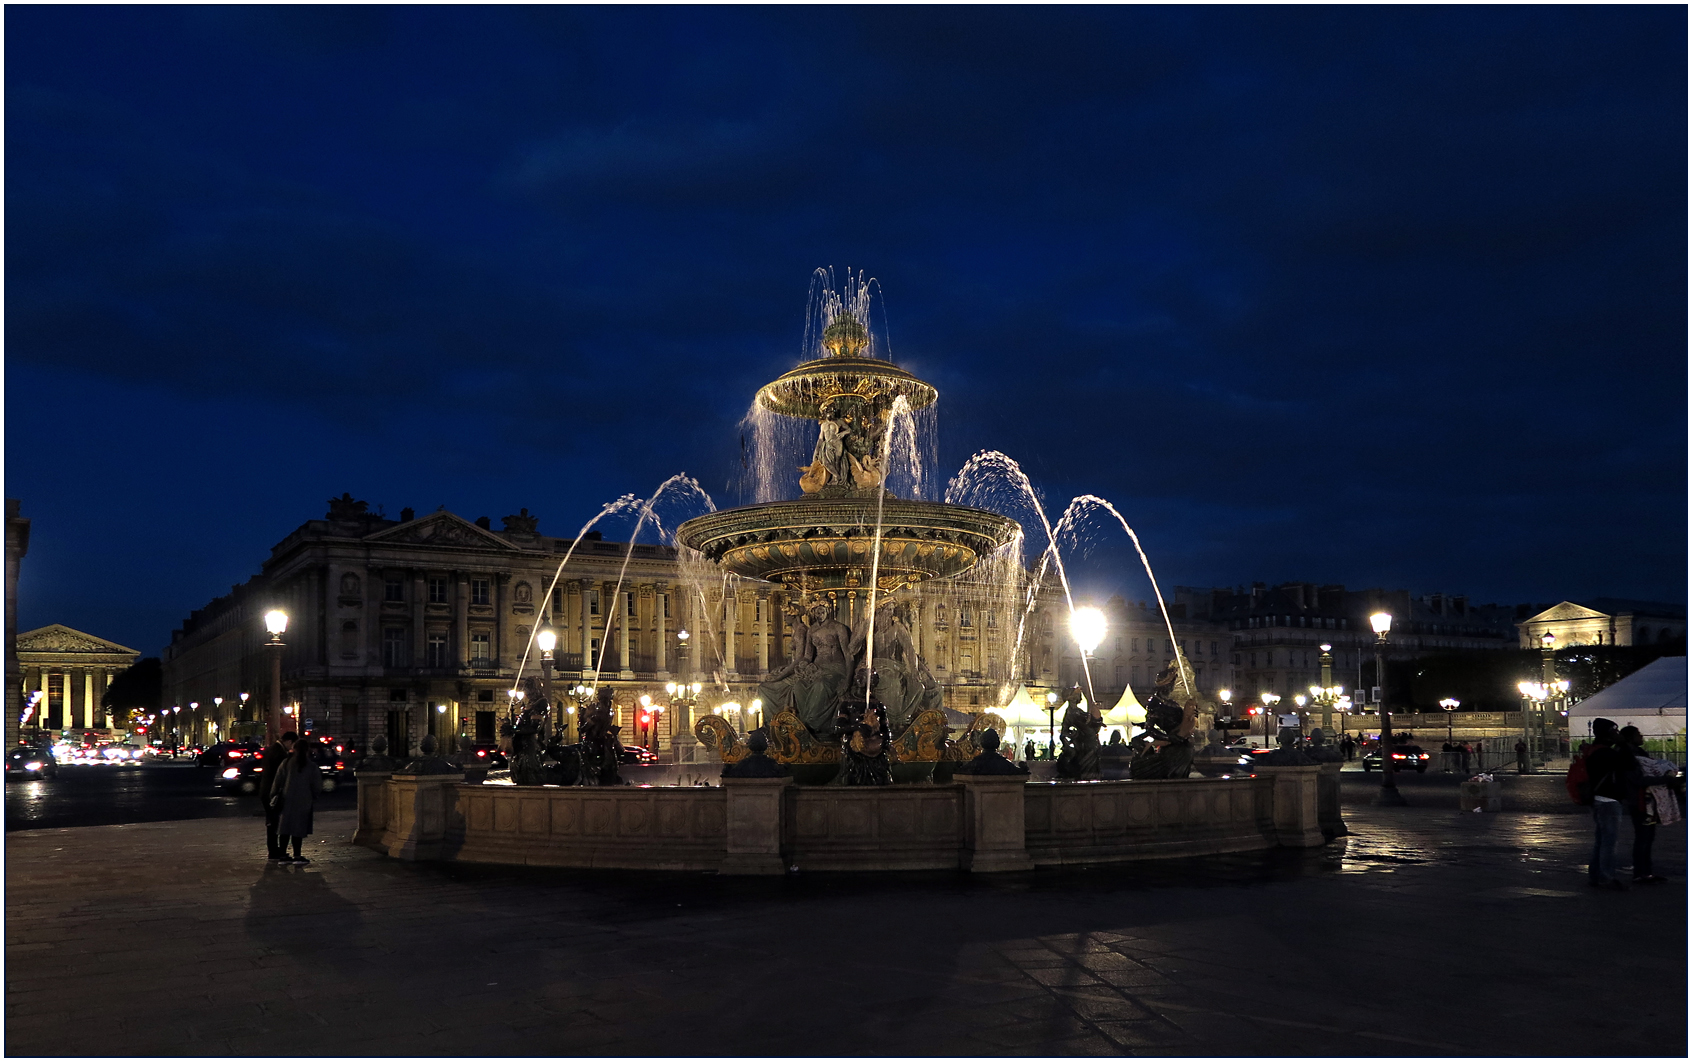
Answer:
[1438, 740, 1486, 773]
[258, 730, 324, 865]
[1581, 717, 1679, 889]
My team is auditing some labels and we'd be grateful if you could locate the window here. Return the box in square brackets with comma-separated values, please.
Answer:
[389, 688, 408, 703]
[428, 577, 448, 604]
[589, 591, 600, 615]
[985, 611, 997, 629]
[382, 628, 407, 667]
[662, 593, 671, 619]
[960, 608, 973, 627]
[385, 577, 405, 602]
[1211, 641, 1218, 655]
[1131, 638, 1139, 653]
[553, 587, 563, 611]
[1131, 666, 1141, 685]
[1115, 665, 1125, 686]
[627, 593, 637, 618]
[340, 621, 359, 659]
[426, 631, 449, 668]
[477, 689, 494, 703]
[470, 631, 490, 663]
[471, 579, 490, 606]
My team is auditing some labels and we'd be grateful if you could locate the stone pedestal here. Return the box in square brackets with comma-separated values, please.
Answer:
[352, 769, 392, 849]
[379, 769, 465, 861]
[1316, 762, 1347, 838]
[1459, 778, 1502, 812]
[960, 776, 1033, 872]
[721, 776, 791, 875]
[1258, 765, 1324, 848]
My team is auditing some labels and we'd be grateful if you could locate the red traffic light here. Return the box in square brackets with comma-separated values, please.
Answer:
[638, 713, 650, 725]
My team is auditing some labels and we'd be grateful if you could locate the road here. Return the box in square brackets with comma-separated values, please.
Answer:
[4, 761, 356, 833]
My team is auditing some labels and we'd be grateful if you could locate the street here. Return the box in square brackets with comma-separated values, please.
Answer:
[5, 769, 1683, 1056]
[4, 760, 356, 833]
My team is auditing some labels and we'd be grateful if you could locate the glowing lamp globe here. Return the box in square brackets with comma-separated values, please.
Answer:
[264, 610, 289, 637]
[1070, 607, 1107, 656]
[536, 629, 557, 653]
[1370, 612, 1392, 635]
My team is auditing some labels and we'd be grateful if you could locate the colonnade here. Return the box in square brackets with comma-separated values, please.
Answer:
[19, 666, 116, 731]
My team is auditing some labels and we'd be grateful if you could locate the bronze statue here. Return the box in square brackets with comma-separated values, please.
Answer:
[1129, 661, 1199, 779]
[576, 687, 625, 786]
[1054, 686, 1102, 780]
[757, 596, 852, 736]
[836, 696, 893, 786]
[847, 597, 942, 732]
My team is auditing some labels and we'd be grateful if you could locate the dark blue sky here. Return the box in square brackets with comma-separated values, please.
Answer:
[7, 6, 1686, 655]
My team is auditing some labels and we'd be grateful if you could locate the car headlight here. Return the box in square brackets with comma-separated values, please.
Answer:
[221, 768, 239, 779]
[24, 761, 43, 772]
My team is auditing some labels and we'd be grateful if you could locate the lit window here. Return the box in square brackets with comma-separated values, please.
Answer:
[471, 579, 490, 606]
[470, 631, 490, 662]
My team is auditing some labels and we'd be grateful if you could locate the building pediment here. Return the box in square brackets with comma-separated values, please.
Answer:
[16, 624, 140, 657]
[1523, 601, 1609, 625]
[363, 512, 522, 551]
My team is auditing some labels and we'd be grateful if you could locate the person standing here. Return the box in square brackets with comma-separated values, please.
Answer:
[1473, 740, 1484, 771]
[1584, 718, 1640, 889]
[1619, 725, 1669, 884]
[258, 731, 297, 863]
[1458, 742, 1472, 775]
[1024, 737, 1036, 762]
[1515, 739, 1529, 774]
[271, 738, 323, 865]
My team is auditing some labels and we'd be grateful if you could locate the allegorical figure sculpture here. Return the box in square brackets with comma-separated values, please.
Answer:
[505, 703, 548, 786]
[757, 596, 854, 736]
[576, 687, 625, 786]
[1129, 661, 1199, 779]
[1054, 686, 1103, 781]
[847, 597, 943, 733]
[836, 697, 894, 786]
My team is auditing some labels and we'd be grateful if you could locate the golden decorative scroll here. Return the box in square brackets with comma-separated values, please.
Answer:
[694, 715, 750, 764]
[766, 709, 843, 764]
[889, 708, 951, 763]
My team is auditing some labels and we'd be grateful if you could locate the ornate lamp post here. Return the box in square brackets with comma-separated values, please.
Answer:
[1045, 690, 1060, 760]
[1217, 689, 1233, 742]
[211, 697, 223, 746]
[1370, 611, 1406, 806]
[1439, 697, 1460, 747]
[537, 627, 557, 740]
[1318, 642, 1336, 736]
[263, 610, 288, 742]
[1259, 692, 1281, 746]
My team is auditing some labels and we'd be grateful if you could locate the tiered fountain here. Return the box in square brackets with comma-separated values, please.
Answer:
[677, 299, 1021, 782]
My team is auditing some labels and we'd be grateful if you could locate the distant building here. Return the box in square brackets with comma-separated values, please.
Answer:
[15, 625, 141, 738]
[1516, 599, 1686, 649]
[1173, 582, 1521, 705]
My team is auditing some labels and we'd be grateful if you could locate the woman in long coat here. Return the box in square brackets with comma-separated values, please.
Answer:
[271, 740, 323, 865]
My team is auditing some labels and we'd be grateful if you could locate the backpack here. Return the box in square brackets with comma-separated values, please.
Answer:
[1566, 749, 1594, 805]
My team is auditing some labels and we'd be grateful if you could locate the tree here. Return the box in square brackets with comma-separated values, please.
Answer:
[102, 658, 162, 718]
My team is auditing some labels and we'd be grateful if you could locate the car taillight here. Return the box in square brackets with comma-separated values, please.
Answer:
[335, 762, 344, 769]
[477, 750, 487, 758]
[228, 751, 243, 759]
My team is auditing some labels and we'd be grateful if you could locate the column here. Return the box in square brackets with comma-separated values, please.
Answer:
[756, 593, 769, 674]
[366, 566, 383, 664]
[412, 571, 426, 667]
[618, 591, 633, 678]
[84, 668, 96, 728]
[579, 578, 593, 674]
[656, 584, 669, 677]
[493, 574, 508, 667]
[455, 572, 470, 667]
[723, 592, 737, 678]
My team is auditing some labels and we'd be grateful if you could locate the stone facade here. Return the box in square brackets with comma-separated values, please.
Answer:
[1516, 598, 1686, 649]
[15, 625, 140, 739]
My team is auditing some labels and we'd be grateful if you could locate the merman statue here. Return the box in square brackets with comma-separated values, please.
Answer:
[1054, 686, 1102, 781]
[577, 687, 625, 787]
[836, 694, 893, 786]
[1129, 661, 1199, 779]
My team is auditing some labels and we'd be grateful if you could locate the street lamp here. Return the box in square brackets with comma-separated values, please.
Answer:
[1070, 606, 1107, 707]
[1439, 697, 1461, 747]
[537, 627, 557, 739]
[263, 610, 288, 742]
[211, 697, 223, 745]
[676, 628, 691, 682]
[1317, 642, 1337, 738]
[1370, 611, 1405, 806]
[1259, 692, 1281, 747]
[1045, 690, 1060, 760]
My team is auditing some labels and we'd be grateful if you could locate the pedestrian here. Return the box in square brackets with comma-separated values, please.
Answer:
[1458, 742, 1472, 775]
[258, 730, 297, 862]
[1619, 725, 1670, 885]
[1515, 739, 1529, 775]
[1473, 740, 1484, 771]
[271, 737, 324, 866]
[1024, 738, 1036, 762]
[1441, 741, 1454, 772]
[1342, 734, 1355, 761]
[1583, 718, 1641, 889]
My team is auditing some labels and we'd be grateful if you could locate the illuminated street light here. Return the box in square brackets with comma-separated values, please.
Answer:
[263, 610, 288, 743]
[1369, 612, 1404, 806]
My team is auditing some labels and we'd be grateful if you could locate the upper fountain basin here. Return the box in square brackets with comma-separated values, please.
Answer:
[676, 496, 1019, 591]
[755, 356, 938, 419]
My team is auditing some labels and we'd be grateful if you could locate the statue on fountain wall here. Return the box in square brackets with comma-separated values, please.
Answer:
[836, 697, 893, 786]
[1128, 660, 1199, 779]
[1054, 686, 1103, 781]
[756, 596, 853, 736]
[798, 395, 891, 495]
[577, 686, 625, 786]
[847, 597, 942, 733]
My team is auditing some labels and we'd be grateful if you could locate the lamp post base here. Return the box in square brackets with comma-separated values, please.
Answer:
[1372, 784, 1408, 807]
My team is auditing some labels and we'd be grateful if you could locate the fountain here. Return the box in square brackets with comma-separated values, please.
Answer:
[677, 274, 1020, 782]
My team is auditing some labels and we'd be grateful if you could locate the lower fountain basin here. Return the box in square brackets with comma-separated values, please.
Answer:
[676, 496, 1019, 590]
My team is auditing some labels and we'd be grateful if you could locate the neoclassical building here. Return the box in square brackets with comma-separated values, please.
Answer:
[161, 495, 1246, 758]
[1516, 599, 1686, 649]
[15, 625, 141, 737]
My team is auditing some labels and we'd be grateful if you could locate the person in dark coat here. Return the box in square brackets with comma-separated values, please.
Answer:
[1585, 718, 1642, 889]
[258, 731, 297, 862]
[271, 739, 324, 865]
[1619, 725, 1668, 884]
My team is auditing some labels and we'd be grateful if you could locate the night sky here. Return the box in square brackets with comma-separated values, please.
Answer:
[6, 6, 1686, 656]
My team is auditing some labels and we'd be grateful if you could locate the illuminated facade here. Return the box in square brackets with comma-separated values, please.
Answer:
[1516, 599, 1686, 649]
[15, 625, 141, 737]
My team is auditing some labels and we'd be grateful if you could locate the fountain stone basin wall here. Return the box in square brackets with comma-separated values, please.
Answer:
[361, 766, 1333, 872]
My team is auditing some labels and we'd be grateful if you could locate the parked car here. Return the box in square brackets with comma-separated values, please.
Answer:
[5, 745, 58, 780]
[471, 743, 508, 768]
[1362, 744, 1432, 773]
[1233, 745, 1277, 770]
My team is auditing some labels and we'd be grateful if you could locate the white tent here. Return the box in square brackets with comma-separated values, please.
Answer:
[1570, 657, 1686, 742]
[1101, 683, 1145, 743]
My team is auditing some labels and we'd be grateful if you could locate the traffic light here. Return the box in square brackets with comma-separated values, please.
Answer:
[638, 712, 650, 726]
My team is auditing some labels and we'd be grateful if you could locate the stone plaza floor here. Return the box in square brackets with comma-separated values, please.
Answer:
[5, 774, 1686, 1057]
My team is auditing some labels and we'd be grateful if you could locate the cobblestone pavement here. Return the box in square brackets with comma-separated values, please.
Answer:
[7, 785, 1684, 1057]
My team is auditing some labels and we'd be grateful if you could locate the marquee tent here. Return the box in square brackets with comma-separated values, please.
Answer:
[1569, 656, 1686, 742]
